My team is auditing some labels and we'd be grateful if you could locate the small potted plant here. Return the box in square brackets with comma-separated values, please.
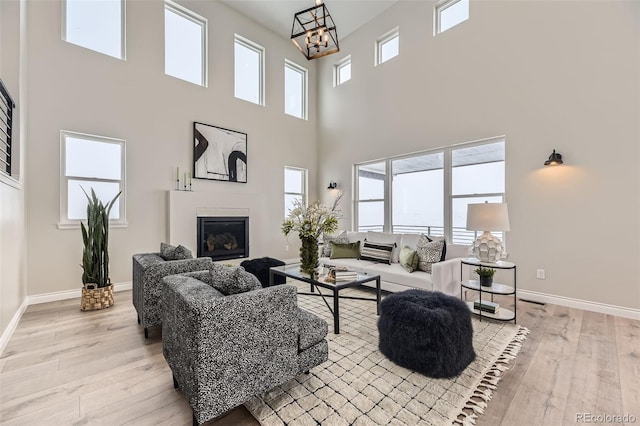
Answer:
[474, 266, 496, 287]
[80, 188, 121, 311]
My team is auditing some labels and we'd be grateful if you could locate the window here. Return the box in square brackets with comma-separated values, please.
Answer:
[392, 153, 444, 235]
[334, 55, 351, 86]
[235, 35, 265, 106]
[435, 0, 469, 35]
[375, 28, 399, 66]
[284, 167, 307, 218]
[63, 0, 125, 59]
[451, 141, 505, 244]
[354, 137, 505, 244]
[164, 1, 207, 86]
[0, 79, 15, 178]
[60, 131, 126, 228]
[356, 162, 385, 232]
[284, 60, 307, 120]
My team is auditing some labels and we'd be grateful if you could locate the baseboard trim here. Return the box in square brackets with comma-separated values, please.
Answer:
[0, 297, 29, 356]
[518, 289, 640, 320]
[1, 282, 132, 356]
[27, 281, 133, 305]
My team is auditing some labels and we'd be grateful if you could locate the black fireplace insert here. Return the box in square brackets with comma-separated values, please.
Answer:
[197, 216, 249, 261]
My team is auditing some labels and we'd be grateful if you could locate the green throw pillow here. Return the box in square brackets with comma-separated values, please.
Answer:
[399, 246, 419, 273]
[330, 241, 361, 259]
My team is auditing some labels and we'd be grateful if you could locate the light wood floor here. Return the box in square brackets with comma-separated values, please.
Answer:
[0, 290, 638, 425]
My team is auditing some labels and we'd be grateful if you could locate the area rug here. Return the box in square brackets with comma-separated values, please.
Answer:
[245, 284, 529, 426]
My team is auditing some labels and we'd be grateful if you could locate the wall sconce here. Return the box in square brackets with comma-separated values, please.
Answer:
[544, 149, 564, 166]
[327, 181, 337, 189]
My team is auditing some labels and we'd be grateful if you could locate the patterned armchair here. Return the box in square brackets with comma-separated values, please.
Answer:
[161, 268, 328, 426]
[132, 252, 213, 338]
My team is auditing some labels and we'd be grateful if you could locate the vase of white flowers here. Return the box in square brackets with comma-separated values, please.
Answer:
[282, 194, 341, 278]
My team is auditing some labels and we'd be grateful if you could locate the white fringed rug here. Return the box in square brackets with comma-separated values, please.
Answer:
[245, 284, 529, 426]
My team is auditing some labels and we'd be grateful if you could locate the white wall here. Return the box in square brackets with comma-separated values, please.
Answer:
[24, 0, 317, 296]
[317, 1, 640, 310]
[0, 0, 28, 339]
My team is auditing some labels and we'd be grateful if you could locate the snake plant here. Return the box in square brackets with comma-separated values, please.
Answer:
[80, 188, 121, 288]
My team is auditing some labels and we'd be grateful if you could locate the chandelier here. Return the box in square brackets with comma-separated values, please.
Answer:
[291, 0, 339, 60]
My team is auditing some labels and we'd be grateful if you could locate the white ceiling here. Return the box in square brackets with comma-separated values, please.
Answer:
[220, 0, 399, 40]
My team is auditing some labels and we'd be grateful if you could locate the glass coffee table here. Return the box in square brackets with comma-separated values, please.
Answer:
[269, 264, 381, 334]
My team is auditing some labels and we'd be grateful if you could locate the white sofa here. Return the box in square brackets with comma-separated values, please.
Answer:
[319, 231, 468, 296]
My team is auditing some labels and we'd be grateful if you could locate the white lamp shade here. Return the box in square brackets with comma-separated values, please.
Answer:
[466, 203, 510, 232]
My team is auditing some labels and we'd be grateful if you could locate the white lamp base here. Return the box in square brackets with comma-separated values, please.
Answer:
[470, 231, 505, 263]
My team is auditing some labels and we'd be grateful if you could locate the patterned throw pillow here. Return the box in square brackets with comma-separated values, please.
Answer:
[360, 240, 395, 264]
[322, 231, 349, 257]
[425, 235, 447, 262]
[416, 235, 445, 273]
[160, 242, 193, 260]
[209, 264, 261, 295]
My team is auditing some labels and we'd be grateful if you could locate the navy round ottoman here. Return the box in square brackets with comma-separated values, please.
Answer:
[378, 289, 476, 378]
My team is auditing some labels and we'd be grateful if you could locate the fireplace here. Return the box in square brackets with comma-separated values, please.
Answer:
[197, 216, 249, 261]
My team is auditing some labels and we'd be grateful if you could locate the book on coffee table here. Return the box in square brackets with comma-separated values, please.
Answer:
[326, 266, 358, 282]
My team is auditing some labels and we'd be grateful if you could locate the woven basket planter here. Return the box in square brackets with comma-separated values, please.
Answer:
[81, 283, 114, 311]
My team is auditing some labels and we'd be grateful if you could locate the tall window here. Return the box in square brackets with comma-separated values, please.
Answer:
[334, 55, 351, 86]
[235, 35, 265, 106]
[392, 152, 444, 235]
[284, 167, 307, 218]
[375, 28, 399, 66]
[284, 60, 307, 120]
[451, 141, 505, 243]
[164, 1, 207, 86]
[60, 131, 126, 228]
[0, 79, 15, 177]
[355, 137, 505, 244]
[63, 0, 125, 59]
[435, 0, 469, 35]
[356, 162, 385, 232]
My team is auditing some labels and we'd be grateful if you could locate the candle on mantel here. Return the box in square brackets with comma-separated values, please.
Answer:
[177, 166, 180, 181]
[184, 172, 187, 188]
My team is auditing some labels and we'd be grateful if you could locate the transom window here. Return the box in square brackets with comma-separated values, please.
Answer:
[60, 131, 126, 228]
[284, 60, 308, 120]
[355, 137, 505, 245]
[435, 0, 469, 35]
[284, 166, 308, 218]
[164, 1, 207, 86]
[63, 0, 125, 59]
[234, 35, 265, 106]
[375, 28, 399, 66]
[334, 55, 352, 86]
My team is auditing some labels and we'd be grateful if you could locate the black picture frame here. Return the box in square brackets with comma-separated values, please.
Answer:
[193, 122, 247, 183]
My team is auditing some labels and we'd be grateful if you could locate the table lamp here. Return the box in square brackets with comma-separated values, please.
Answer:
[466, 202, 510, 263]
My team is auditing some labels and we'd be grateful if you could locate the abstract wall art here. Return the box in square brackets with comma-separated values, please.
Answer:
[193, 122, 247, 183]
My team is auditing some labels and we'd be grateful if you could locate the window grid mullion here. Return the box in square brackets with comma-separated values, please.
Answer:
[443, 147, 452, 243]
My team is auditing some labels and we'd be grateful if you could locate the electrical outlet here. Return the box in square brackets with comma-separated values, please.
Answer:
[285, 245, 289, 252]
[537, 269, 546, 279]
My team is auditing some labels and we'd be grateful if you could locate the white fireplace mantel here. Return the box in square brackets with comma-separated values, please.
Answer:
[196, 207, 250, 218]
[167, 190, 265, 256]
